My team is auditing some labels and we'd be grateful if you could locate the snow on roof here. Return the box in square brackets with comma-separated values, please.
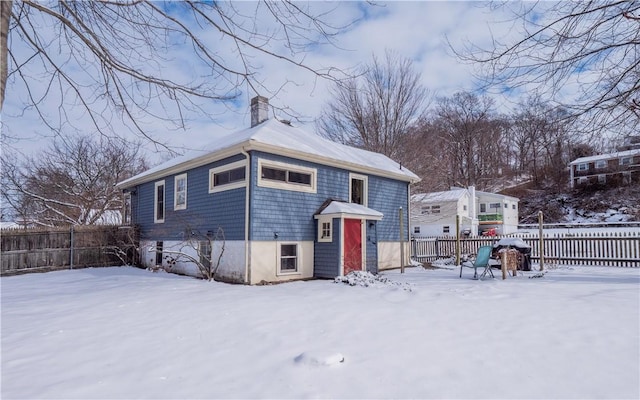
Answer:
[412, 189, 467, 203]
[318, 201, 383, 219]
[118, 119, 419, 188]
[570, 148, 640, 165]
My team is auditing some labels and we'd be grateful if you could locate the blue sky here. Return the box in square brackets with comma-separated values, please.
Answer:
[2, 1, 561, 163]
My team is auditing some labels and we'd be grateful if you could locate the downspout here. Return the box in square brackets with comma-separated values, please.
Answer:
[406, 182, 412, 266]
[241, 148, 251, 284]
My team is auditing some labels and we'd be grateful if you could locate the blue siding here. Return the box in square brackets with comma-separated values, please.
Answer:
[249, 152, 348, 241]
[368, 176, 409, 241]
[249, 151, 410, 242]
[313, 218, 341, 278]
[133, 155, 247, 241]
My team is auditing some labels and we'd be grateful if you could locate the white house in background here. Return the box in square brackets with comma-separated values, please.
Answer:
[411, 187, 519, 237]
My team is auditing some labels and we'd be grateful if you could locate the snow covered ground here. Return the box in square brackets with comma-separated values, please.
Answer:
[2, 265, 639, 399]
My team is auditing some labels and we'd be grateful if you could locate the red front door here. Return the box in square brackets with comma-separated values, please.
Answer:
[344, 218, 362, 275]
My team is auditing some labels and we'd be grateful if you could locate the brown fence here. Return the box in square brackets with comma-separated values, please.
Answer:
[1, 225, 139, 276]
[412, 232, 640, 267]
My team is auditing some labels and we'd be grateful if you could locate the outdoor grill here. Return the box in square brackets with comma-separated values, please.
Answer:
[492, 238, 532, 271]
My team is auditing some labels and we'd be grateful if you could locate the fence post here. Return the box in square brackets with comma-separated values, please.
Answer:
[538, 211, 544, 271]
[399, 207, 404, 273]
[70, 225, 75, 270]
[455, 214, 461, 266]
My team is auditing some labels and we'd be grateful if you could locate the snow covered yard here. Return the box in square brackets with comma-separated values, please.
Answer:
[2, 265, 639, 399]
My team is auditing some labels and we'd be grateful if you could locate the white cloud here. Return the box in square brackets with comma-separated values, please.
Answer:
[3, 1, 578, 162]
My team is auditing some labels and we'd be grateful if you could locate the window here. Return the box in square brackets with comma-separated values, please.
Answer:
[463, 205, 467, 211]
[257, 159, 316, 193]
[512, 204, 516, 210]
[209, 160, 247, 193]
[421, 206, 429, 215]
[620, 157, 632, 166]
[623, 172, 632, 184]
[154, 181, 165, 223]
[598, 174, 606, 184]
[123, 192, 132, 225]
[577, 177, 588, 185]
[155, 241, 163, 266]
[577, 163, 588, 171]
[595, 160, 607, 169]
[489, 203, 500, 210]
[317, 217, 333, 242]
[480, 203, 486, 213]
[279, 243, 298, 274]
[431, 205, 440, 214]
[443, 226, 450, 234]
[174, 174, 187, 210]
[199, 241, 211, 268]
[504, 203, 508, 209]
[414, 226, 421, 234]
[349, 173, 368, 206]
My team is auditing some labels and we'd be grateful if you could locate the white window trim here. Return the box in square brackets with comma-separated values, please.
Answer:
[349, 173, 368, 207]
[577, 163, 588, 171]
[174, 173, 187, 210]
[209, 160, 248, 193]
[154, 180, 165, 223]
[597, 174, 606, 183]
[620, 157, 632, 166]
[317, 216, 333, 243]
[595, 160, 607, 169]
[123, 192, 132, 225]
[276, 242, 301, 276]
[257, 159, 317, 194]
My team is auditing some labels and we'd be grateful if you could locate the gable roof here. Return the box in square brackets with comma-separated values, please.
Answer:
[412, 188, 519, 204]
[569, 148, 640, 165]
[412, 189, 468, 203]
[117, 119, 419, 189]
[315, 200, 383, 220]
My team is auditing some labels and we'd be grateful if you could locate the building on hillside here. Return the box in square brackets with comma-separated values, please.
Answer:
[116, 96, 419, 284]
[410, 187, 519, 237]
[569, 149, 640, 189]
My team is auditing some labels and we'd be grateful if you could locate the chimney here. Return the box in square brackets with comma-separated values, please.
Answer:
[250, 96, 269, 127]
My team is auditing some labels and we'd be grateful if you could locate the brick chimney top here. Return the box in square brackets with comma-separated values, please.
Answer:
[251, 96, 269, 127]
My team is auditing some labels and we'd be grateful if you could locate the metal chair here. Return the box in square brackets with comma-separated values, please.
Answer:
[459, 245, 494, 279]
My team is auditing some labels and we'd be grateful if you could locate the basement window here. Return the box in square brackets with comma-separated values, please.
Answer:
[278, 243, 299, 274]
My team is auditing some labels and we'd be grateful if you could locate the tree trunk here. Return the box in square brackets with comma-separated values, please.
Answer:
[0, 0, 11, 112]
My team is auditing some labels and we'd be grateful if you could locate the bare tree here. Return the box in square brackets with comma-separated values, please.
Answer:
[456, 1, 640, 136]
[316, 50, 429, 159]
[509, 97, 578, 188]
[1, 1, 356, 146]
[1, 135, 147, 226]
[431, 92, 506, 190]
[151, 227, 225, 281]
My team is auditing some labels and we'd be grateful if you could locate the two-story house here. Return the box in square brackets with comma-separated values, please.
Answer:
[116, 96, 419, 284]
[569, 149, 640, 189]
[411, 187, 519, 237]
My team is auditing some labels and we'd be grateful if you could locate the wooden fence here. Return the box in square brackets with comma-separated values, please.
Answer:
[412, 232, 640, 267]
[1, 225, 139, 276]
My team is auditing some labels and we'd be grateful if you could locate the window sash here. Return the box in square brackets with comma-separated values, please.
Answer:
[174, 174, 187, 210]
[257, 159, 316, 193]
[280, 244, 298, 272]
[209, 161, 247, 193]
[154, 181, 165, 223]
[123, 192, 132, 225]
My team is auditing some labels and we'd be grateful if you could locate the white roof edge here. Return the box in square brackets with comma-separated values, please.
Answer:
[316, 201, 384, 219]
[117, 138, 419, 189]
[569, 148, 640, 165]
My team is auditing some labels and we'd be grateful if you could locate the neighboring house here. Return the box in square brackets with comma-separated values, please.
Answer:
[569, 149, 640, 189]
[116, 96, 419, 284]
[411, 187, 519, 237]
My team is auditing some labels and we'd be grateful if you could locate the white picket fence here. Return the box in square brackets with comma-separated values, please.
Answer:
[412, 231, 640, 267]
